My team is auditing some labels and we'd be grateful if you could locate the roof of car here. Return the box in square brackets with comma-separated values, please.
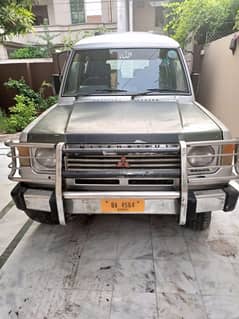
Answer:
[74, 32, 180, 50]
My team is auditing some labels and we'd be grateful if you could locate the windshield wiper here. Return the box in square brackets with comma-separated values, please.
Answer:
[75, 92, 94, 98]
[147, 88, 187, 93]
[75, 88, 128, 99]
[132, 88, 187, 98]
[96, 89, 128, 93]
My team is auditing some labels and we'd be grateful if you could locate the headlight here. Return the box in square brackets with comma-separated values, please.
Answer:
[34, 148, 56, 169]
[187, 146, 215, 167]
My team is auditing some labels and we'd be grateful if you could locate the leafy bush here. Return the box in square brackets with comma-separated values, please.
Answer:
[6, 95, 37, 133]
[0, 109, 8, 133]
[3, 78, 58, 133]
[4, 78, 58, 113]
[5, 78, 40, 104]
[9, 47, 47, 59]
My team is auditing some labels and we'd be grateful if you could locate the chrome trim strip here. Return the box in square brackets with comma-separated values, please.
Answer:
[55, 142, 66, 225]
[179, 140, 188, 225]
[186, 139, 239, 146]
[65, 144, 179, 153]
[8, 142, 55, 148]
[8, 177, 55, 183]
[8, 144, 17, 181]
[63, 191, 180, 200]
[189, 175, 239, 182]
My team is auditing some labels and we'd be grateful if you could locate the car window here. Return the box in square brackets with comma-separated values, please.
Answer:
[63, 48, 189, 96]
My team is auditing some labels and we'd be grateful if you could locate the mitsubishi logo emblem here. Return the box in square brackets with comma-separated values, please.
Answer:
[116, 156, 129, 168]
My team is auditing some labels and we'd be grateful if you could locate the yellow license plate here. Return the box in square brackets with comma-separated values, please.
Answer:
[101, 199, 145, 213]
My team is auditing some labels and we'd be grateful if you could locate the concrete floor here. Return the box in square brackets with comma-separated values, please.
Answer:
[0, 144, 13, 211]
[0, 143, 239, 319]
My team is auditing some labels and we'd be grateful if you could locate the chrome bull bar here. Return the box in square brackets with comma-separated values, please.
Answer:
[5, 139, 239, 226]
[179, 141, 188, 225]
[53, 141, 187, 226]
[55, 139, 239, 226]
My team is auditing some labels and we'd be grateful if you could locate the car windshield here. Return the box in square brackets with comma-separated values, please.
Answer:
[63, 48, 189, 96]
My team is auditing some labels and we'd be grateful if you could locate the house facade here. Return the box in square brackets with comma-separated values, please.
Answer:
[133, 0, 168, 32]
[1, 0, 168, 59]
[32, 0, 117, 25]
[1, 0, 117, 58]
[115, 0, 168, 33]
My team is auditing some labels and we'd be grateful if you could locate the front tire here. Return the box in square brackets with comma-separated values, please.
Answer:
[186, 211, 212, 231]
[24, 209, 59, 225]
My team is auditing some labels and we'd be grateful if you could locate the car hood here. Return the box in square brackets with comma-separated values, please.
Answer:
[26, 100, 222, 143]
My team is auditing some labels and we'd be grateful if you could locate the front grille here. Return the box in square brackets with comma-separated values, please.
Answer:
[64, 143, 180, 171]
[63, 144, 180, 188]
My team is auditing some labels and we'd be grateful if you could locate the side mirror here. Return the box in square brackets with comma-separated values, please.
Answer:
[52, 74, 61, 95]
[191, 73, 200, 99]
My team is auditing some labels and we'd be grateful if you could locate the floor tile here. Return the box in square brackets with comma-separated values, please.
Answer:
[152, 235, 188, 258]
[81, 232, 118, 260]
[0, 250, 76, 289]
[203, 294, 239, 319]
[155, 255, 199, 294]
[117, 233, 153, 260]
[157, 293, 207, 319]
[12, 220, 87, 258]
[110, 292, 157, 319]
[209, 211, 239, 237]
[187, 235, 239, 264]
[0, 287, 44, 319]
[114, 259, 155, 293]
[0, 207, 28, 256]
[0, 288, 112, 319]
[73, 258, 115, 291]
[47, 289, 112, 319]
[191, 254, 239, 295]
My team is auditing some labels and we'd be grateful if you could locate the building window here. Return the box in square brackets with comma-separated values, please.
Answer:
[70, 0, 85, 24]
[155, 6, 165, 28]
[32, 5, 49, 25]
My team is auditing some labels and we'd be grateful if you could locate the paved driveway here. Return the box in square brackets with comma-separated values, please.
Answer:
[0, 142, 239, 319]
[0, 143, 14, 212]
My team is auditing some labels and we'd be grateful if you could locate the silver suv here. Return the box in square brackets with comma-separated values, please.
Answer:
[7, 32, 239, 230]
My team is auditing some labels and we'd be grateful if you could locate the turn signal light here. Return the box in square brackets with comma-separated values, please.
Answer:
[222, 144, 235, 166]
[17, 146, 30, 167]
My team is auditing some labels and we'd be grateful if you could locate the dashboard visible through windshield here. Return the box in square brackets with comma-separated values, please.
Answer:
[63, 48, 190, 97]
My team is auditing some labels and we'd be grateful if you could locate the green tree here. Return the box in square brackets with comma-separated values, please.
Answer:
[235, 9, 239, 30]
[164, 0, 239, 47]
[0, 0, 34, 42]
[37, 19, 60, 57]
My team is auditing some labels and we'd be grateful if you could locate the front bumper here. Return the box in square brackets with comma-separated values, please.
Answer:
[7, 139, 239, 226]
[11, 183, 239, 224]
